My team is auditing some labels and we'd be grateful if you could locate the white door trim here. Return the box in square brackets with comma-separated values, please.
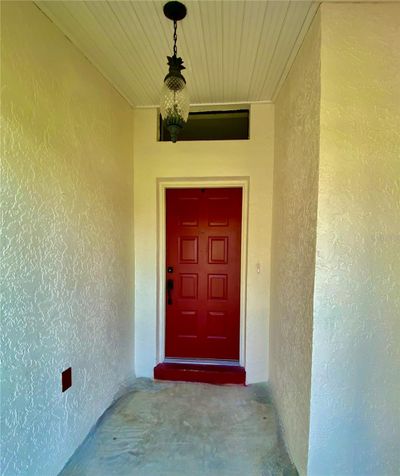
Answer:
[156, 177, 249, 368]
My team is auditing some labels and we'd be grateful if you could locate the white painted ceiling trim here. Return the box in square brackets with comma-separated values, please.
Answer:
[135, 100, 272, 110]
[36, 0, 321, 107]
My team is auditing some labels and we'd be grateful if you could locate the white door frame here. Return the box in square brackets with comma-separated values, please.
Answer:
[156, 176, 249, 368]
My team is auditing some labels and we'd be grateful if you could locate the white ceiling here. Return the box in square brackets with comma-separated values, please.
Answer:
[36, 0, 320, 107]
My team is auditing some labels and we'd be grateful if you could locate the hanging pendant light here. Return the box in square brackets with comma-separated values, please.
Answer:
[160, 1, 189, 143]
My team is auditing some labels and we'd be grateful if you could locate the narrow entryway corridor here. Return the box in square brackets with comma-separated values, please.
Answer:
[60, 379, 296, 476]
[3, 2, 399, 474]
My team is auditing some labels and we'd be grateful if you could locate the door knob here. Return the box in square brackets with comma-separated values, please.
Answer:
[167, 279, 174, 305]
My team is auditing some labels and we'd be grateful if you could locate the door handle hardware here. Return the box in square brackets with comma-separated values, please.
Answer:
[167, 279, 174, 305]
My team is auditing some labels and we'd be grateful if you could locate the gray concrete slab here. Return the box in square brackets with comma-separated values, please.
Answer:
[60, 379, 297, 476]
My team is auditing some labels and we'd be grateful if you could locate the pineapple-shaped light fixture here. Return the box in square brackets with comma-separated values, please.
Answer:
[160, 1, 189, 143]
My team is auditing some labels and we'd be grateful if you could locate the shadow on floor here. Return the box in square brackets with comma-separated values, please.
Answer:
[60, 378, 298, 476]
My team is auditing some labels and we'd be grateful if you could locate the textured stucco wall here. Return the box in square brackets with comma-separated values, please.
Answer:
[308, 4, 400, 475]
[0, 3, 135, 475]
[269, 12, 320, 476]
[309, 3, 400, 476]
[133, 104, 274, 384]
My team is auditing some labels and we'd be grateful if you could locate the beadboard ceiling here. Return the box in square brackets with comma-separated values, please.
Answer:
[36, 1, 320, 107]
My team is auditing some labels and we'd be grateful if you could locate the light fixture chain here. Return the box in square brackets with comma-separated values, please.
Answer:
[173, 20, 177, 56]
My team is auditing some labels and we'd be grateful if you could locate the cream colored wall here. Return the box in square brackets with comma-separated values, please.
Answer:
[308, 3, 400, 474]
[1, 3, 134, 475]
[269, 12, 321, 476]
[133, 104, 274, 383]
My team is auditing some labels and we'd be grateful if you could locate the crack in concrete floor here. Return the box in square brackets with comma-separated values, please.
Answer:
[60, 378, 297, 476]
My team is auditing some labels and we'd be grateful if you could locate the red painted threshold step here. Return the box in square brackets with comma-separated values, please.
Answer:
[154, 363, 246, 385]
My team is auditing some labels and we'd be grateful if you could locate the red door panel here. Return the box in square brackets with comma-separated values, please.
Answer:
[165, 188, 242, 360]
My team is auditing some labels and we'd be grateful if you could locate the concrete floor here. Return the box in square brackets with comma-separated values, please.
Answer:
[60, 378, 297, 476]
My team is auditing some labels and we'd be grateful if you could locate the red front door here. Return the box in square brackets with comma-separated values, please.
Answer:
[165, 188, 242, 360]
